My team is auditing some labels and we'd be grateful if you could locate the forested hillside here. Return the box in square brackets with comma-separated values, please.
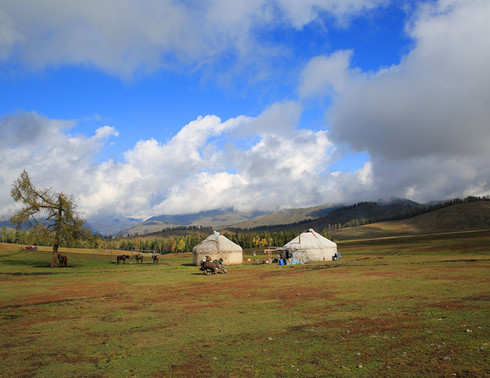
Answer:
[332, 201, 490, 240]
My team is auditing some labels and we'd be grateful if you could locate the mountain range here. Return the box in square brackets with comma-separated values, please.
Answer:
[118, 198, 422, 236]
[3, 197, 488, 237]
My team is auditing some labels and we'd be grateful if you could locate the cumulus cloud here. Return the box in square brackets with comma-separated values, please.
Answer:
[92, 106, 337, 217]
[300, 0, 490, 201]
[153, 125, 336, 214]
[0, 112, 119, 217]
[0, 106, 340, 222]
[0, 0, 386, 78]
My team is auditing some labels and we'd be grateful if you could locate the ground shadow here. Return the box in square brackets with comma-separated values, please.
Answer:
[0, 259, 50, 268]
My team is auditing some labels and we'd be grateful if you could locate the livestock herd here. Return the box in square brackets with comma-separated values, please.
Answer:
[116, 253, 159, 264]
[56, 251, 225, 276]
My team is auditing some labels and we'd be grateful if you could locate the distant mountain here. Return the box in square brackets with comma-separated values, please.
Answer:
[92, 197, 489, 236]
[87, 216, 144, 236]
[231, 203, 342, 229]
[306, 200, 422, 230]
[118, 200, 423, 236]
[332, 201, 490, 240]
[0, 220, 14, 229]
[120, 208, 268, 236]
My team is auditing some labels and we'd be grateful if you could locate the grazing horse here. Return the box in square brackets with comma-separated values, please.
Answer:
[133, 253, 143, 264]
[58, 254, 68, 267]
[152, 254, 159, 264]
[117, 254, 130, 264]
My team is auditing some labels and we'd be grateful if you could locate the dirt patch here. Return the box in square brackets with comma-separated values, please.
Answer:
[466, 294, 490, 301]
[429, 275, 477, 281]
[362, 271, 403, 278]
[320, 269, 351, 274]
[438, 258, 490, 263]
[158, 352, 211, 378]
[427, 301, 474, 311]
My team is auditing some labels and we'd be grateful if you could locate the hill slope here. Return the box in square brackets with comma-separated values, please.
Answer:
[232, 204, 341, 229]
[236, 201, 422, 232]
[332, 201, 490, 240]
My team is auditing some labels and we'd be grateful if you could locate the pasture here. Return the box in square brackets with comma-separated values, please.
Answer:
[0, 230, 489, 377]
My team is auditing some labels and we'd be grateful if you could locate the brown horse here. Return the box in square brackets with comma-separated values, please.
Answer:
[117, 254, 130, 264]
[152, 254, 159, 263]
[133, 254, 143, 264]
[200, 258, 227, 275]
[58, 254, 68, 267]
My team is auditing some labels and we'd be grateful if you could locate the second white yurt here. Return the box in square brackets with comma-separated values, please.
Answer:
[192, 231, 243, 266]
[280, 229, 337, 263]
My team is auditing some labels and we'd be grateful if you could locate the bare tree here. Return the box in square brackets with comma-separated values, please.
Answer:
[10, 170, 89, 267]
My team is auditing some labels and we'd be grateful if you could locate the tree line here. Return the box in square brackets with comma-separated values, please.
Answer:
[114, 229, 318, 253]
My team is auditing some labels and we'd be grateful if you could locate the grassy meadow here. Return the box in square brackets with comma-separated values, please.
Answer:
[0, 230, 489, 377]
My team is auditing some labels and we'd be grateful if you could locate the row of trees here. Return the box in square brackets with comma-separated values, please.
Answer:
[117, 233, 206, 254]
[2, 225, 101, 248]
[2, 226, 28, 244]
[223, 230, 301, 249]
[115, 229, 335, 254]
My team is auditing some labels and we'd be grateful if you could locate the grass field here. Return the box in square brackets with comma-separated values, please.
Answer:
[0, 230, 489, 377]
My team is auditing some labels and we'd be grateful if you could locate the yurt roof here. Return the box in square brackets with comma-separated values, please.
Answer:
[282, 229, 336, 251]
[193, 232, 243, 253]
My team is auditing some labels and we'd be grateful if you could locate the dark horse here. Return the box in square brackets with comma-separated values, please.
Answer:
[117, 254, 130, 264]
[58, 254, 68, 267]
[152, 254, 159, 263]
[133, 254, 143, 264]
[200, 258, 227, 275]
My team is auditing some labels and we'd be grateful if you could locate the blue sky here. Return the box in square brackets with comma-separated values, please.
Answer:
[1, 0, 489, 228]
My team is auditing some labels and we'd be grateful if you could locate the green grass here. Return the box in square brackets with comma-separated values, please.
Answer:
[0, 230, 489, 377]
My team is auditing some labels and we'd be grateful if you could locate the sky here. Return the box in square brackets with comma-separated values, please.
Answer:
[1, 0, 489, 228]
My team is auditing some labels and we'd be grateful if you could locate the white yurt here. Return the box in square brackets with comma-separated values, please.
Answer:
[279, 229, 337, 263]
[192, 231, 243, 266]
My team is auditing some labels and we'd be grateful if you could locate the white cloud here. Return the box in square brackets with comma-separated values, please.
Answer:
[299, 50, 358, 98]
[276, 0, 388, 28]
[95, 126, 119, 139]
[0, 107, 341, 222]
[236, 101, 301, 137]
[0, 9, 22, 59]
[0, 0, 387, 78]
[327, 0, 490, 158]
[303, 0, 490, 200]
[0, 112, 119, 217]
[153, 172, 248, 215]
